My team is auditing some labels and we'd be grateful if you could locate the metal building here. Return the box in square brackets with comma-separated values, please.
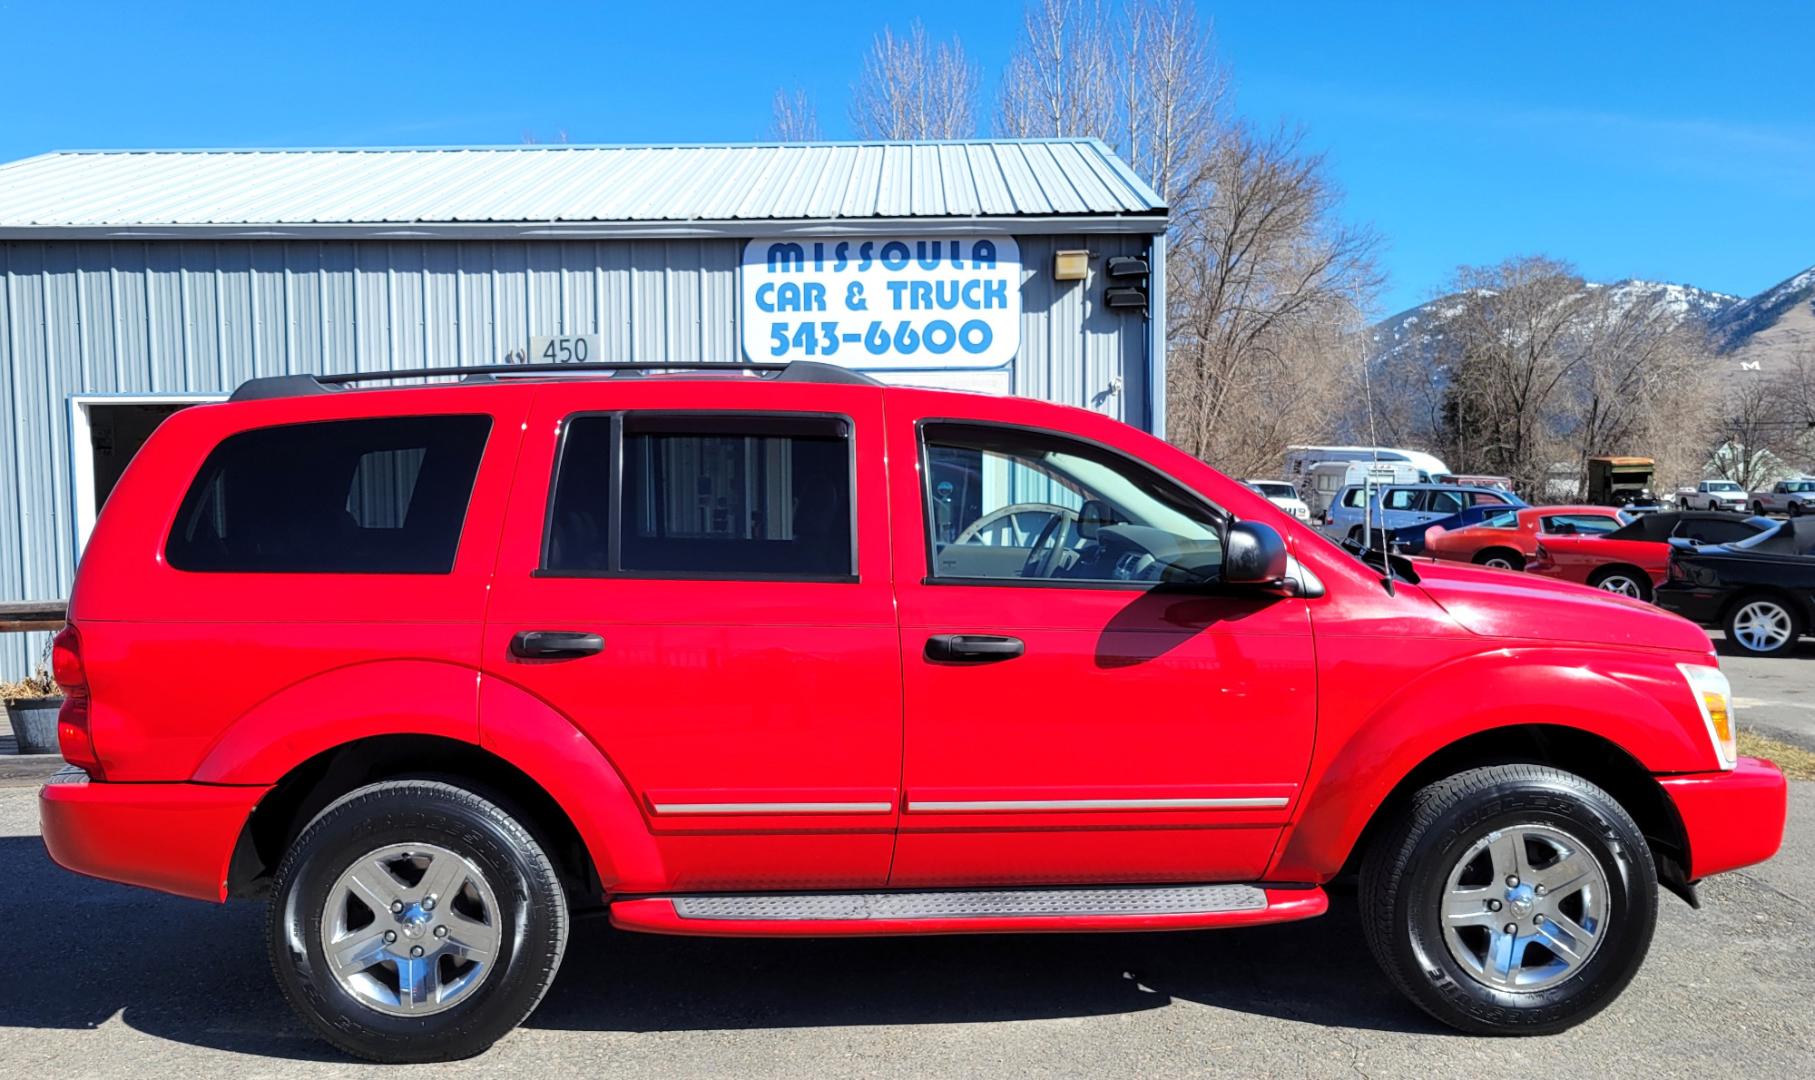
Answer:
[0, 140, 1168, 674]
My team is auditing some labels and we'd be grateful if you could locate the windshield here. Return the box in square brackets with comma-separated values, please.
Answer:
[1787, 481, 1815, 493]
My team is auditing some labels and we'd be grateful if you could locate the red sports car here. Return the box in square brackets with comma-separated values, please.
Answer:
[1527, 511, 1769, 601]
[1423, 505, 1627, 571]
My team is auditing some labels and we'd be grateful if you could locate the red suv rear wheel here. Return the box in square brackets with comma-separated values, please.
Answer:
[267, 780, 570, 1062]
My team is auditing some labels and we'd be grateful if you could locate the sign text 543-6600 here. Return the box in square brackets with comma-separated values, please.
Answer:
[741, 236, 1021, 370]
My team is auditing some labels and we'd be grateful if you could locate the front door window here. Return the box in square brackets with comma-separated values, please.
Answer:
[924, 425, 1224, 586]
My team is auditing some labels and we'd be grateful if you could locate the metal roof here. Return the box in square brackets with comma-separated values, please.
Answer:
[0, 140, 1167, 239]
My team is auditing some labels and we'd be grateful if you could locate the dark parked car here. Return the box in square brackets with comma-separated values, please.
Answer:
[1658, 517, 1815, 657]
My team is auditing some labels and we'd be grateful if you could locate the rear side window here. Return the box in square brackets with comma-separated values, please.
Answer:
[1426, 490, 1466, 514]
[167, 415, 491, 573]
[1468, 491, 1507, 506]
[1541, 513, 1621, 536]
[1339, 487, 1366, 508]
[543, 413, 855, 580]
[1675, 519, 1757, 545]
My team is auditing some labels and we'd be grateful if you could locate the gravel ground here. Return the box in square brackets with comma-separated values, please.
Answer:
[0, 781, 1806, 1079]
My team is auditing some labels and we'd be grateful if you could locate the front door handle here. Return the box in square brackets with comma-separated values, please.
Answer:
[511, 630, 605, 660]
[925, 634, 1024, 664]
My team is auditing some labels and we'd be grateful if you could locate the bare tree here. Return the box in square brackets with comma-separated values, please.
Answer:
[850, 22, 979, 140]
[769, 88, 821, 142]
[1565, 291, 1718, 495]
[1165, 124, 1382, 477]
[997, 0, 1116, 141]
[1708, 376, 1792, 490]
[1429, 258, 1598, 494]
[1120, 0, 1225, 205]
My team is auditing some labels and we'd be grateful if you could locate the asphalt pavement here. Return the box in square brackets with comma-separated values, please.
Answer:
[1716, 630, 1815, 751]
[0, 784, 1806, 1078]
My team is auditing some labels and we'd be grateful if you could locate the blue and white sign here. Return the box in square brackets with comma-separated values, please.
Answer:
[741, 236, 1021, 370]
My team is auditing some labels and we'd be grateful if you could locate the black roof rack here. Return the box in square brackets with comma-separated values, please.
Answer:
[228, 360, 881, 402]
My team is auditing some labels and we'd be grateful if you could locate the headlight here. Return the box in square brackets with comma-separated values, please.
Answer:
[1677, 663, 1737, 769]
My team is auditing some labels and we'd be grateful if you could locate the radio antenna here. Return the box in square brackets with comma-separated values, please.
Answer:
[1358, 341, 1397, 595]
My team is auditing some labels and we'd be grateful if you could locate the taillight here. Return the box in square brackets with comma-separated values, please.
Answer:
[1666, 557, 1688, 584]
[51, 625, 103, 779]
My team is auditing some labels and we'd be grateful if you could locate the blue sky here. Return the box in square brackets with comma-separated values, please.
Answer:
[2, 1, 1809, 314]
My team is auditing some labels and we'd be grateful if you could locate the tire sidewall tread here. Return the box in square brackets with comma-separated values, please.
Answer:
[1360, 764, 1658, 1035]
[267, 780, 570, 1063]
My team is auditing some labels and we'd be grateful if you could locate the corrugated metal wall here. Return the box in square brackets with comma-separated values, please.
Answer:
[0, 234, 1150, 675]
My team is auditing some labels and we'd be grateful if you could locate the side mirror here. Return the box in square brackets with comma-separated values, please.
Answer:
[1224, 520, 1290, 585]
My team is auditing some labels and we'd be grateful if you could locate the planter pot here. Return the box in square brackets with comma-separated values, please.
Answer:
[5, 697, 62, 755]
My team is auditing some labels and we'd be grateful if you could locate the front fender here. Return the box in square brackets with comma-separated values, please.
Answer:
[1269, 646, 1715, 881]
[191, 660, 480, 784]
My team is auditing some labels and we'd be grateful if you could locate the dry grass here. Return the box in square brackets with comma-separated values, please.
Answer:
[1, 673, 58, 705]
[1739, 731, 1815, 780]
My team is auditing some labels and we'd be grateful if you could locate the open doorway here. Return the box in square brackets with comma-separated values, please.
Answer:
[70, 395, 224, 557]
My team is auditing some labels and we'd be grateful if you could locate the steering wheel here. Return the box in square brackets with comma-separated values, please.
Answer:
[1018, 507, 1081, 579]
[953, 502, 1075, 547]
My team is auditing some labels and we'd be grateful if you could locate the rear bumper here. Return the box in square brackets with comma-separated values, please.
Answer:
[1655, 584, 1724, 626]
[1658, 756, 1787, 880]
[39, 769, 267, 902]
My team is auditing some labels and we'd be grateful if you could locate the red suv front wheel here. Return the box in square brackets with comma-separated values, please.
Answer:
[1360, 764, 1658, 1034]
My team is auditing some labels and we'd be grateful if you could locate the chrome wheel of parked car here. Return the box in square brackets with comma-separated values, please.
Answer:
[1475, 549, 1524, 571]
[1440, 824, 1609, 992]
[1592, 572, 1647, 600]
[321, 842, 501, 1016]
[1729, 599, 1798, 656]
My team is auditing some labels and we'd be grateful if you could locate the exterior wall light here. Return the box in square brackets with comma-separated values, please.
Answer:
[1054, 249, 1090, 281]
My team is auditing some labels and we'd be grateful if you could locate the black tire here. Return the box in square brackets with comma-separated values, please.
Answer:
[1473, 548, 1525, 571]
[268, 780, 570, 1063]
[1360, 765, 1657, 1035]
[1791, 503, 1803, 519]
[1722, 593, 1804, 658]
[1587, 566, 1653, 603]
[1753, 502, 1767, 516]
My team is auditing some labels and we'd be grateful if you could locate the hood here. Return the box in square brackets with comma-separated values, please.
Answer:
[1409, 558, 1712, 654]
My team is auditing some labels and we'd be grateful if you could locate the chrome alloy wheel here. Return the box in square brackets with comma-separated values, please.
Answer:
[1596, 574, 1644, 599]
[1733, 601, 1795, 654]
[321, 843, 502, 1016]
[1440, 824, 1609, 992]
[1483, 556, 1516, 570]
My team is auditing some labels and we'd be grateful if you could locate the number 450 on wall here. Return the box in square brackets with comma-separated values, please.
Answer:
[527, 334, 601, 364]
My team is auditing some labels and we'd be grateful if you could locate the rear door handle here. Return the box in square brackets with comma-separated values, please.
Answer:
[925, 634, 1024, 664]
[511, 630, 605, 660]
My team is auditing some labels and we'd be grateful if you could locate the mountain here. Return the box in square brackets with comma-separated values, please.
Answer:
[1711, 266, 1815, 375]
[1370, 267, 1815, 379]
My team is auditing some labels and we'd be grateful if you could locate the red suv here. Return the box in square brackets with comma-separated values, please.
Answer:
[41, 361, 1786, 1062]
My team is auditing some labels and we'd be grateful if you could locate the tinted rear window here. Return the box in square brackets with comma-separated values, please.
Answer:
[544, 413, 855, 579]
[167, 415, 491, 573]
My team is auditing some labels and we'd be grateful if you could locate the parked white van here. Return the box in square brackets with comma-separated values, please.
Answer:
[1286, 445, 1450, 484]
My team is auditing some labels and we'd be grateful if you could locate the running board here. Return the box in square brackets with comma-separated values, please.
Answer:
[610, 884, 1327, 936]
